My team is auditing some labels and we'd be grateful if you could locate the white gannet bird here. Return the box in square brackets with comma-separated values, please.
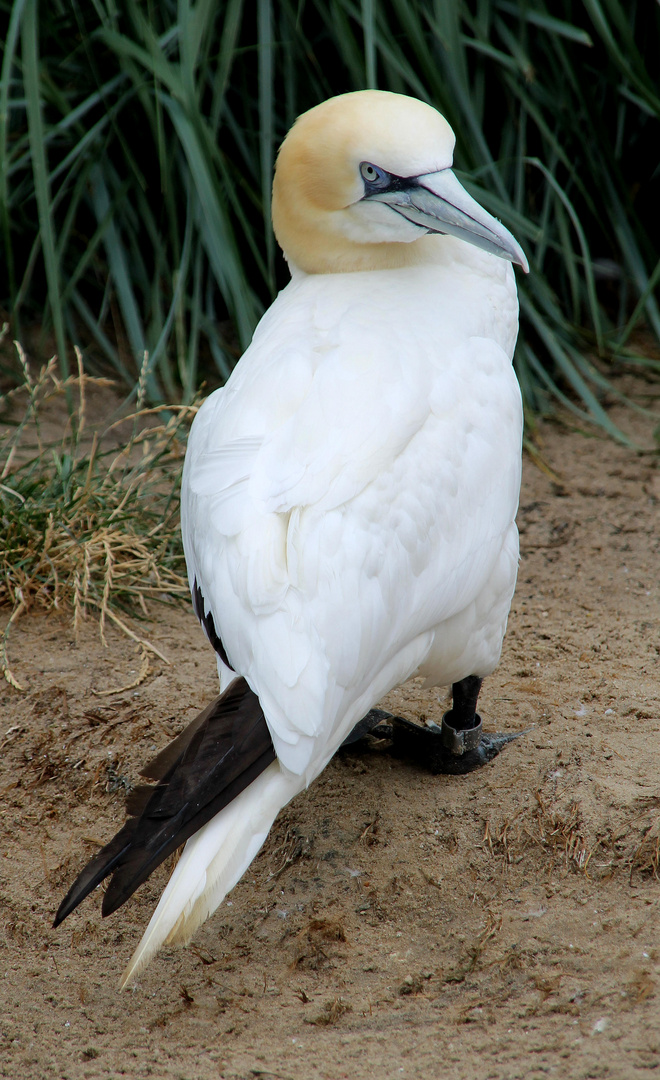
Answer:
[55, 90, 527, 984]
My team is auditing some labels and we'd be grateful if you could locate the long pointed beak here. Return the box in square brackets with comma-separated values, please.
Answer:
[367, 168, 529, 273]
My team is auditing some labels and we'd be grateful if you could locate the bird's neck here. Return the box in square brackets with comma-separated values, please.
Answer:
[283, 232, 459, 275]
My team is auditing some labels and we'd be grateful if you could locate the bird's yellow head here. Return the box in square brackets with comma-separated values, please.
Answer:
[272, 90, 527, 275]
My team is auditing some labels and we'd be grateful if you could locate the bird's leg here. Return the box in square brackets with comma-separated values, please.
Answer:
[386, 674, 525, 775]
[342, 675, 525, 773]
[441, 674, 483, 749]
[341, 679, 482, 750]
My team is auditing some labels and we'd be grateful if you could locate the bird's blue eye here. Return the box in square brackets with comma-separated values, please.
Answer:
[360, 161, 390, 190]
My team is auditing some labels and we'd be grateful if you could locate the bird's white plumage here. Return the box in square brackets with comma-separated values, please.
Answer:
[183, 242, 521, 773]
[121, 91, 524, 985]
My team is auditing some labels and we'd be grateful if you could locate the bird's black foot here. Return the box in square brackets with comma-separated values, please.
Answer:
[342, 675, 526, 775]
[389, 712, 524, 775]
[341, 708, 395, 746]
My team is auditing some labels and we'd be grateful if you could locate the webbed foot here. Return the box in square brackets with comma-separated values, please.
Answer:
[341, 708, 394, 746]
[389, 712, 525, 775]
[341, 675, 527, 774]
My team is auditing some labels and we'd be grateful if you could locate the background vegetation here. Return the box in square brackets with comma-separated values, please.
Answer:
[1, 0, 659, 426]
[0, 336, 192, 685]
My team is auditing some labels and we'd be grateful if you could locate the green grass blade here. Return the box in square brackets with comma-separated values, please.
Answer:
[20, 0, 69, 379]
[361, 0, 377, 88]
[0, 0, 29, 304]
[258, 0, 275, 290]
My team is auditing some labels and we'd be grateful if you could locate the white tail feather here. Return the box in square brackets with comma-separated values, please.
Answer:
[120, 761, 303, 987]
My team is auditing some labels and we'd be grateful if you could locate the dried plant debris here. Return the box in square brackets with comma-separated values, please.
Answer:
[623, 970, 656, 1007]
[266, 828, 314, 886]
[290, 919, 347, 971]
[630, 816, 660, 884]
[530, 795, 592, 872]
[441, 913, 503, 985]
[306, 997, 352, 1026]
[484, 793, 594, 874]
[1, 341, 196, 687]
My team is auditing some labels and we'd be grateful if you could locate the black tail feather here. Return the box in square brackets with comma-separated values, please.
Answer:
[53, 678, 275, 928]
[53, 825, 135, 927]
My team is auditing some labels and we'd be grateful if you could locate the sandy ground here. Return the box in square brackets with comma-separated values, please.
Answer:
[1, 384, 659, 1079]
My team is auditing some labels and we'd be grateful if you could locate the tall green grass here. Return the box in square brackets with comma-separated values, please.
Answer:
[1, 0, 659, 435]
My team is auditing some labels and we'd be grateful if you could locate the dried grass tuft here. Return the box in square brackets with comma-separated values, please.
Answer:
[1, 340, 196, 687]
[484, 791, 596, 875]
[530, 793, 592, 873]
[630, 816, 660, 885]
